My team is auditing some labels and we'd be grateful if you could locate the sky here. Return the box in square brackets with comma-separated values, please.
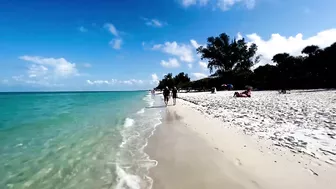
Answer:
[1, 0, 336, 91]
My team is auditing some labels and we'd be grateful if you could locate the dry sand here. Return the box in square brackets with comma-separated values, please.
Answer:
[146, 91, 336, 189]
[178, 90, 336, 165]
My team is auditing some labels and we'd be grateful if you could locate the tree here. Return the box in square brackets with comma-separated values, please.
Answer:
[173, 72, 190, 87]
[272, 53, 290, 65]
[156, 33, 336, 90]
[253, 64, 279, 90]
[156, 72, 191, 90]
[197, 33, 259, 74]
[301, 45, 321, 56]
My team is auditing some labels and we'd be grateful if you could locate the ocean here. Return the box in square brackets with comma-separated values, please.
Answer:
[0, 91, 162, 189]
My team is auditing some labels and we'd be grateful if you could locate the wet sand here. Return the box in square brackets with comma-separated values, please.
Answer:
[145, 107, 264, 189]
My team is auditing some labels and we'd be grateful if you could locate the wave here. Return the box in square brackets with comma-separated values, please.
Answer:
[124, 118, 135, 128]
[137, 108, 145, 114]
[115, 93, 162, 189]
[115, 164, 141, 189]
[143, 94, 155, 107]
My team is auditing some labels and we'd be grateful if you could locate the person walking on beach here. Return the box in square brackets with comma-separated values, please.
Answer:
[172, 87, 178, 105]
[163, 86, 170, 106]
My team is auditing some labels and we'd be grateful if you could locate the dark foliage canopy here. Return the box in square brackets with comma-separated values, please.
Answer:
[197, 33, 260, 73]
[156, 32, 336, 90]
[156, 72, 190, 90]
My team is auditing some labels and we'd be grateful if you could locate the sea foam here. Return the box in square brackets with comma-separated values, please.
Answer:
[137, 108, 145, 114]
[116, 164, 141, 189]
[124, 118, 135, 128]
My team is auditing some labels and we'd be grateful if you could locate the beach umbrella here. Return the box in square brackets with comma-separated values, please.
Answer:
[221, 84, 227, 87]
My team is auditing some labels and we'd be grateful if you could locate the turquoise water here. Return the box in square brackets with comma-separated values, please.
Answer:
[0, 92, 162, 189]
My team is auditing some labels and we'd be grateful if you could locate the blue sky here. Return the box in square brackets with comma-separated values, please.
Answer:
[1, 0, 336, 91]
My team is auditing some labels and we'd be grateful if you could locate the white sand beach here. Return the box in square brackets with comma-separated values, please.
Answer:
[146, 90, 336, 189]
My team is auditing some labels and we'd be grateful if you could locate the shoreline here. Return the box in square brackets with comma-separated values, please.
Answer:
[145, 95, 336, 189]
[145, 105, 263, 189]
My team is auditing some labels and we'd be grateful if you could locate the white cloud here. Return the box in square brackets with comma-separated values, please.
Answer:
[28, 64, 48, 78]
[87, 79, 144, 86]
[10, 56, 82, 87]
[152, 73, 159, 81]
[122, 80, 133, 85]
[181, 0, 197, 7]
[151, 73, 159, 85]
[12, 75, 24, 81]
[152, 44, 162, 50]
[153, 41, 194, 63]
[190, 39, 204, 58]
[199, 61, 208, 70]
[181, 0, 209, 7]
[236, 32, 243, 40]
[87, 79, 119, 85]
[218, 0, 255, 10]
[104, 23, 124, 50]
[19, 56, 78, 77]
[188, 63, 193, 68]
[129, 79, 144, 84]
[245, 28, 336, 66]
[160, 58, 180, 68]
[190, 39, 201, 49]
[192, 72, 208, 80]
[180, 0, 255, 10]
[87, 80, 111, 85]
[104, 23, 119, 37]
[78, 26, 88, 32]
[142, 18, 166, 27]
[109, 39, 122, 50]
[150, 19, 164, 27]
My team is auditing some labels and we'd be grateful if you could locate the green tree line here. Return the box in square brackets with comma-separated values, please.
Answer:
[156, 72, 191, 89]
[156, 33, 336, 90]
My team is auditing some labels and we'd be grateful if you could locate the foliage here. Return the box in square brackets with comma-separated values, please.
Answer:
[254, 42, 336, 89]
[156, 32, 336, 90]
[156, 72, 190, 90]
[196, 33, 259, 73]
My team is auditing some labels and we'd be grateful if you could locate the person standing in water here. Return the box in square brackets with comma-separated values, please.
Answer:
[163, 86, 170, 106]
[172, 87, 178, 105]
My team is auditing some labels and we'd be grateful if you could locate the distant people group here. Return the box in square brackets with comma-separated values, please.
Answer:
[163, 86, 178, 106]
[160, 85, 253, 105]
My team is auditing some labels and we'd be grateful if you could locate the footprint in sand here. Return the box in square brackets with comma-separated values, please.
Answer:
[235, 158, 242, 166]
[250, 180, 262, 189]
